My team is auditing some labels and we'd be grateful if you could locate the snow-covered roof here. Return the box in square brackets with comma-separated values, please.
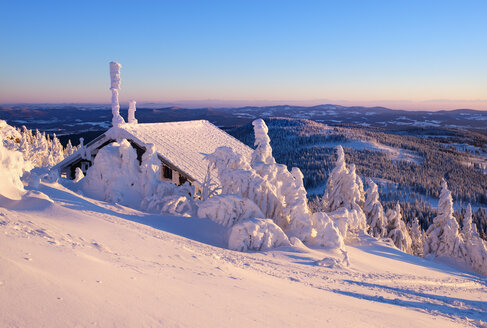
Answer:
[109, 120, 253, 184]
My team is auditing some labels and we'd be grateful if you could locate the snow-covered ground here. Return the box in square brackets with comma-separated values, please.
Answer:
[1, 181, 486, 327]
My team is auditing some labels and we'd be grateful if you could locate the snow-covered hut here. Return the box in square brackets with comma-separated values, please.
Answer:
[53, 61, 252, 188]
[53, 120, 252, 188]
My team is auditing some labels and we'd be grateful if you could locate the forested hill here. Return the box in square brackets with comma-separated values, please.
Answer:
[229, 118, 487, 238]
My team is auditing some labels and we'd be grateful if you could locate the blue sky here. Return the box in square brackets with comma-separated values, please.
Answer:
[1, 0, 486, 110]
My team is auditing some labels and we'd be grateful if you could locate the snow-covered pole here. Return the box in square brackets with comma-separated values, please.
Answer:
[109, 61, 125, 126]
[128, 100, 138, 124]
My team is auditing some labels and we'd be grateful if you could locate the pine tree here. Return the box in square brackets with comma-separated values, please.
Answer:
[322, 145, 359, 212]
[386, 202, 412, 253]
[461, 203, 487, 275]
[462, 204, 479, 239]
[364, 178, 387, 238]
[409, 217, 425, 256]
[424, 179, 466, 259]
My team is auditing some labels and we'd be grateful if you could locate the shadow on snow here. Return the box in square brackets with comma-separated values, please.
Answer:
[37, 184, 228, 248]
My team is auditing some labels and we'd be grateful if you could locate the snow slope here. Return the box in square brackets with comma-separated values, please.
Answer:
[1, 182, 486, 327]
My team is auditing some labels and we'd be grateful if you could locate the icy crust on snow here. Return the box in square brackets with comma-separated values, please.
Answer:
[108, 120, 253, 184]
[0, 141, 26, 200]
[228, 218, 291, 251]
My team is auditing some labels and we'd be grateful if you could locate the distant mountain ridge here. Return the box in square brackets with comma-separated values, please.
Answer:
[1, 104, 486, 137]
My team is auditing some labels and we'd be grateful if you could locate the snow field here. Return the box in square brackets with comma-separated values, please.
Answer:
[0, 182, 485, 327]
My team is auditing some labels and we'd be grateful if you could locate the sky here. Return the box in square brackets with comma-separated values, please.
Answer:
[0, 0, 486, 110]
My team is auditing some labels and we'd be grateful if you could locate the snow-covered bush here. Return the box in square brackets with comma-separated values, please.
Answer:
[228, 218, 290, 251]
[159, 194, 196, 217]
[364, 178, 387, 238]
[197, 194, 264, 227]
[328, 207, 367, 242]
[310, 212, 345, 249]
[74, 167, 84, 183]
[142, 181, 194, 215]
[0, 140, 26, 200]
[424, 180, 467, 260]
[386, 203, 412, 253]
[82, 140, 143, 208]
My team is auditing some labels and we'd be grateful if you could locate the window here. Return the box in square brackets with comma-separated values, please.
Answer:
[179, 175, 187, 185]
[162, 165, 172, 180]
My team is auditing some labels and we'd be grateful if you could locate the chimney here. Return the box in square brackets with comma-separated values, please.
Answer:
[128, 100, 138, 124]
[109, 61, 125, 126]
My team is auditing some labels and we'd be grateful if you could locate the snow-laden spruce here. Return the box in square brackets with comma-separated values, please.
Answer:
[461, 204, 487, 275]
[205, 119, 345, 251]
[320, 146, 367, 240]
[408, 217, 425, 257]
[385, 203, 412, 253]
[204, 146, 285, 224]
[462, 204, 479, 240]
[1, 120, 71, 169]
[363, 178, 387, 238]
[424, 180, 467, 261]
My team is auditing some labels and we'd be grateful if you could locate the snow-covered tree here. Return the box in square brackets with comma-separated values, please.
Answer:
[198, 164, 221, 201]
[409, 217, 425, 256]
[363, 178, 387, 238]
[349, 164, 365, 208]
[251, 118, 275, 166]
[462, 204, 479, 240]
[424, 180, 466, 260]
[322, 145, 349, 212]
[204, 120, 344, 251]
[461, 204, 487, 275]
[386, 203, 412, 253]
[205, 146, 287, 227]
[1, 121, 70, 169]
[322, 146, 365, 213]
[64, 140, 75, 157]
[320, 146, 367, 240]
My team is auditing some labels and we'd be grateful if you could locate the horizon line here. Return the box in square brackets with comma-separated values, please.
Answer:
[1, 100, 487, 112]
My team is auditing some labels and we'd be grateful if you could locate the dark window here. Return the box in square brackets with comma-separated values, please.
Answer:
[179, 175, 187, 185]
[163, 165, 172, 179]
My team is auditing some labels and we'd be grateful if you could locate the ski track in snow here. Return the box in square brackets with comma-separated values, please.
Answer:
[1, 182, 486, 327]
